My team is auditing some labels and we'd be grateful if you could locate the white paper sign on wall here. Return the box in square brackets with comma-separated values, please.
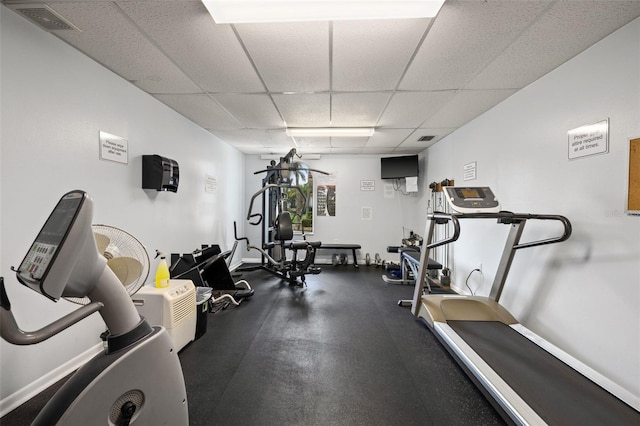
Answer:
[568, 119, 609, 160]
[463, 161, 477, 181]
[361, 206, 373, 220]
[384, 184, 395, 199]
[360, 180, 375, 191]
[99, 131, 128, 164]
[205, 175, 217, 193]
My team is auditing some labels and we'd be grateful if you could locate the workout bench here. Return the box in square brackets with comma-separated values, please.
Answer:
[317, 243, 361, 268]
[382, 247, 443, 291]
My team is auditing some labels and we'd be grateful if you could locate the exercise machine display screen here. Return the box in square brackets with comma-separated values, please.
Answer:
[457, 188, 483, 199]
[443, 186, 500, 213]
[17, 192, 84, 281]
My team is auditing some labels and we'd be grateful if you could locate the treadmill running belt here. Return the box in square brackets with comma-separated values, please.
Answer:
[447, 320, 640, 425]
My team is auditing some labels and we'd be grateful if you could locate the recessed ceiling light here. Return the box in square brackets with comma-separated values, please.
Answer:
[286, 128, 374, 137]
[202, 0, 445, 24]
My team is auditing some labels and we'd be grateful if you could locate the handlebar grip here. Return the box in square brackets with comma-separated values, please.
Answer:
[249, 213, 263, 226]
[1, 277, 10, 311]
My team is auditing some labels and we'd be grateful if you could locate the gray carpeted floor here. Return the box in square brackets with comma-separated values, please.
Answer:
[1, 266, 504, 425]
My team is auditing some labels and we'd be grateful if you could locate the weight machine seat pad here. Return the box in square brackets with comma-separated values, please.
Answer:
[399, 249, 442, 270]
[286, 241, 321, 250]
[318, 243, 361, 249]
[447, 320, 640, 425]
[389, 245, 419, 253]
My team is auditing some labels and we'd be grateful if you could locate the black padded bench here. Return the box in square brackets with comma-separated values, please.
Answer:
[382, 246, 443, 286]
[317, 244, 361, 268]
[397, 247, 443, 270]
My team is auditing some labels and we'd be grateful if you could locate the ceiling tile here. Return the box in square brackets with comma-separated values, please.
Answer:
[212, 129, 291, 146]
[389, 147, 424, 154]
[235, 21, 330, 93]
[365, 128, 415, 148]
[377, 91, 456, 128]
[331, 92, 392, 126]
[409, 127, 455, 145]
[332, 18, 429, 91]
[292, 137, 332, 149]
[362, 146, 397, 154]
[330, 137, 369, 148]
[391, 128, 455, 150]
[466, 1, 640, 90]
[299, 146, 332, 155]
[422, 89, 517, 128]
[330, 146, 363, 154]
[50, 2, 201, 93]
[261, 139, 297, 152]
[154, 94, 241, 130]
[213, 94, 284, 128]
[117, 1, 265, 93]
[395, 139, 438, 151]
[208, 130, 256, 147]
[399, 0, 553, 90]
[271, 93, 331, 127]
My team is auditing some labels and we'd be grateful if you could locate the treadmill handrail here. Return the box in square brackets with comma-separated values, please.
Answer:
[425, 211, 572, 251]
[424, 212, 461, 250]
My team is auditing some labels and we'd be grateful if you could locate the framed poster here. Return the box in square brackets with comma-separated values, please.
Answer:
[316, 184, 336, 217]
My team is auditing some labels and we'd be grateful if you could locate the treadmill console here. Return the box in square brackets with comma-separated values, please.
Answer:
[443, 186, 500, 214]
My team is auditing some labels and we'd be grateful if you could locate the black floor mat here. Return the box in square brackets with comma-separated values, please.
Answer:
[2, 266, 503, 426]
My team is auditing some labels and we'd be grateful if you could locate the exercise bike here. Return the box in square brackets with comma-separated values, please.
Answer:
[1, 190, 188, 425]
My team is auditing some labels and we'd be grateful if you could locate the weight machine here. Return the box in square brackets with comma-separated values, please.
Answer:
[235, 149, 327, 285]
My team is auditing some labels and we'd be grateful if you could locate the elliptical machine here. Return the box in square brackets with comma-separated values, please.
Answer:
[1, 190, 188, 425]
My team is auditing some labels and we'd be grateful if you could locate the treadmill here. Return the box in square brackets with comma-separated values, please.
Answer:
[410, 187, 640, 425]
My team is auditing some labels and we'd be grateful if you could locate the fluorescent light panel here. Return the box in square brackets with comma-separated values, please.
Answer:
[261, 154, 322, 160]
[286, 128, 374, 137]
[201, 1, 445, 24]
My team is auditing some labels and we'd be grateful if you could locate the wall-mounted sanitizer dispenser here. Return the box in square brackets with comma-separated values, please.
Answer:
[142, 155, 179, 192]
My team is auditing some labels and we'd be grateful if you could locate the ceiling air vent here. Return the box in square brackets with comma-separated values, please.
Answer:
[10, 4, 81, 32]
[418, 135, 435, 142]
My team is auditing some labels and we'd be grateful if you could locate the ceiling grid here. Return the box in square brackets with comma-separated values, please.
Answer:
[4, 0, 640, 155]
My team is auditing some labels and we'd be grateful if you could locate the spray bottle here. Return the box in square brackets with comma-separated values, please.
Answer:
[155, 250, 170, 288]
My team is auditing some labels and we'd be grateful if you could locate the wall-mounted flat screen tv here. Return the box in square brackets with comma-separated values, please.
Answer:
[381, 155, 419, 179]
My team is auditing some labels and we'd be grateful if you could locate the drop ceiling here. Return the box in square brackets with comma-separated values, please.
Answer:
[4, 0, 640, 155]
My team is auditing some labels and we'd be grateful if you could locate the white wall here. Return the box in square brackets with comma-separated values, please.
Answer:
[242, 154, 426, 265]
[0, 6, 245, 406]
[2, 1, 639, 414]
[420, 17, 640, 398]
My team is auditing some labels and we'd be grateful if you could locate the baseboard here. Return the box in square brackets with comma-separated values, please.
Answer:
[0, 343, 103, 417]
